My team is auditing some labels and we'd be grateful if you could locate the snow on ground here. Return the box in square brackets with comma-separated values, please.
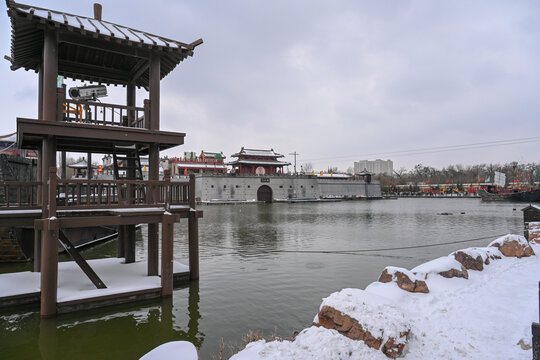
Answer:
[57, 258, 162, 302]
[0, 258, 189, 302]
[231, 240, 539, 360]
[0, 271, 40, 297]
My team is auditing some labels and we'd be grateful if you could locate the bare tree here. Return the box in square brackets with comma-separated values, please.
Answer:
[302, 163, 313, 173]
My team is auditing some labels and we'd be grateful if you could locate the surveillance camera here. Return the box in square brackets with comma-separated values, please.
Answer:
[69, 85, 108, 101]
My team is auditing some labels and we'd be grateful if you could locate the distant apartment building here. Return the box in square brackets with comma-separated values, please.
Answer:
[354, 159, 393, 176]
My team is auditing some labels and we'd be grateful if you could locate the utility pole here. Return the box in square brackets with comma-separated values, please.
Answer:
[289, 152, 299, 174]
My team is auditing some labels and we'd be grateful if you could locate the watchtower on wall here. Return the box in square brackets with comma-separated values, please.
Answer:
[228, 147, 290, 175]
[0, 1, 203, 317]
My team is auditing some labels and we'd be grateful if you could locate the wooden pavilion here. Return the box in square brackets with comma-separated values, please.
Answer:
[0, 1, 203, 317]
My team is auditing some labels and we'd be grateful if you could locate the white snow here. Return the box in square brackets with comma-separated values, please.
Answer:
[0, 271, 40, 297]
[489, 233, 529, 248]
[0, 258, 189, 302]
[231, 240, 540, 360]
[57, 258, 161, 302]
[139, 341, 198, 360]
[382, 266, 425, 282]
[317, 288, 408, 342]
[411, 255, 463, 278]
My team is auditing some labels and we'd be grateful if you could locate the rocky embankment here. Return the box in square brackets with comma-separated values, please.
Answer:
[231, 226, 540, 360]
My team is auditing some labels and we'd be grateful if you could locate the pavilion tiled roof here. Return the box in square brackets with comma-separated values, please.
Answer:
[231, 147, 285, 159]
[5, 0, 203, 87]
[227, 159, 290, 167]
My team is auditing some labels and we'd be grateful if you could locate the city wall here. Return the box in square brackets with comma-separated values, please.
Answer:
[193, 175, 381, 202]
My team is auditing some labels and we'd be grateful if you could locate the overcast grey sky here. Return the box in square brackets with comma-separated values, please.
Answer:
[1, 0, 539, 172]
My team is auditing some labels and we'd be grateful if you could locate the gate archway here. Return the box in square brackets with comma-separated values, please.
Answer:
[257, 185, 273, 203]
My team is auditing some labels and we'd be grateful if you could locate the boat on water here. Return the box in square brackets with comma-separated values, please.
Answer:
[477, 186, 540, 202]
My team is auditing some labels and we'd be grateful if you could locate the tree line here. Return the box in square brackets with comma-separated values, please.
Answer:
[375, 161, 539, 191]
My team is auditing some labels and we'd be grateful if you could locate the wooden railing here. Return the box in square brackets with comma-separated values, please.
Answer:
[0, 175, 194, 210]
[59, 99, 147, 129]
[55, 178, 191, 210]
[0, 181, 40, 208]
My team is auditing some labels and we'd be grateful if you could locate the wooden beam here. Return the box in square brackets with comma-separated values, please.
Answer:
[59, 32, 151, 59]
[129, 58, 149, 82]
[17, 118, 185, 148]
[59, 231, 107, 289]
[58, 59, 132, 82]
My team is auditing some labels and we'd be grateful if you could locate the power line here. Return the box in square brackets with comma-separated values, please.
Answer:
[200, 233, 506, 256]
[269, 233, 506, 254]
[289, 151, 299, 174]
[302, 136, 540, 163]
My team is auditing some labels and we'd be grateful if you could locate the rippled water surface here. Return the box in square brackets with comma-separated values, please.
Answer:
[0, 199, 524, 359]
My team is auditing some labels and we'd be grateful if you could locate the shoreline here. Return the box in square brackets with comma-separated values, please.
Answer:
[230, 234, 539, 359]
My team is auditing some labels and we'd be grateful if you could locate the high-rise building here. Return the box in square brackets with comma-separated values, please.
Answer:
[354, 159, 393, 176]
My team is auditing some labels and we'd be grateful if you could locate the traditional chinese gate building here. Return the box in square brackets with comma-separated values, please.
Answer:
[0, 1, 203, 317]
[228, 147, 290, 175]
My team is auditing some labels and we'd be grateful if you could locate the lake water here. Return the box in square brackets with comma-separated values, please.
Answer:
[0, 198, 524, 359]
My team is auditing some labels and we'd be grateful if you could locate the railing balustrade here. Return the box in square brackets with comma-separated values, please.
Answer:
[0, 181, 40, 208]
[0, 179, 191, 210]
[60, 99, 146, 129]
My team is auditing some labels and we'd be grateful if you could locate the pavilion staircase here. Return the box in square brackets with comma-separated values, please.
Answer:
[112, 144, 144, 181]
[112, 144, 146, 203]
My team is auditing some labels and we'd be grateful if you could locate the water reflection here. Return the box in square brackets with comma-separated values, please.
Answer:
[0, 199, 525, 359]
[0, 281, 203, 360]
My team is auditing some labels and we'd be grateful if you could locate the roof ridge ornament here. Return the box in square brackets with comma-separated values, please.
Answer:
[93, 3, 102, 21]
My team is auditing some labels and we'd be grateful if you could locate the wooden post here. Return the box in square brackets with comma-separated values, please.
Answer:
[42, 29, 57, 122]
[61, 152, 66, 180]
[148, 223, 158, 276]
[86, 153, 91, 180]
[124, 224, 135, 263]
[164, 169, 171, 208]
[127, 81, 135, 127]
[40, 167, 58, 318]
[149, 52, 160, 131]
[117, 225, 125, 258]
[56, 85, 65, 121]
[38, 66, 43, 120]
[143, 99, 150, 130]
[161, 213, 174, 297]
[147, 56, 160, 275]
[188, 174, 199, 280]
[33, 229, 41, 272]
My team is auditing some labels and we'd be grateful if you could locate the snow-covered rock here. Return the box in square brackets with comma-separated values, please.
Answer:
[489, 234, 535, 258]
[411, 255, 468, 280]
[378, 267, 429, 293]
[451, 246, 503, 271]
[528, 222, 540, 243]
[313, 289, 410, 358]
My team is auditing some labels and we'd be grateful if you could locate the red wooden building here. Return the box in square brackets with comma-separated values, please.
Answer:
[169, 151, 226, 175]
[228, 147, 290, 175]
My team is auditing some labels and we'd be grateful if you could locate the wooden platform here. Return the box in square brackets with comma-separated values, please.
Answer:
[0, 258, 190, 313]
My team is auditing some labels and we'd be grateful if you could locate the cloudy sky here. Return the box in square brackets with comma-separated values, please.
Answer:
[0, 0, 539, 172]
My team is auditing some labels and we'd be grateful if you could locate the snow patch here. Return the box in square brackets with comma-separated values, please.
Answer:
[489, 234, 529, 248]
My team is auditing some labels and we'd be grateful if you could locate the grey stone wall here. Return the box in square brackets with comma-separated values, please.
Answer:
[192, 175, 381, 202]
[195, 175, 319, 202]
[317, 179, 381, 199]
